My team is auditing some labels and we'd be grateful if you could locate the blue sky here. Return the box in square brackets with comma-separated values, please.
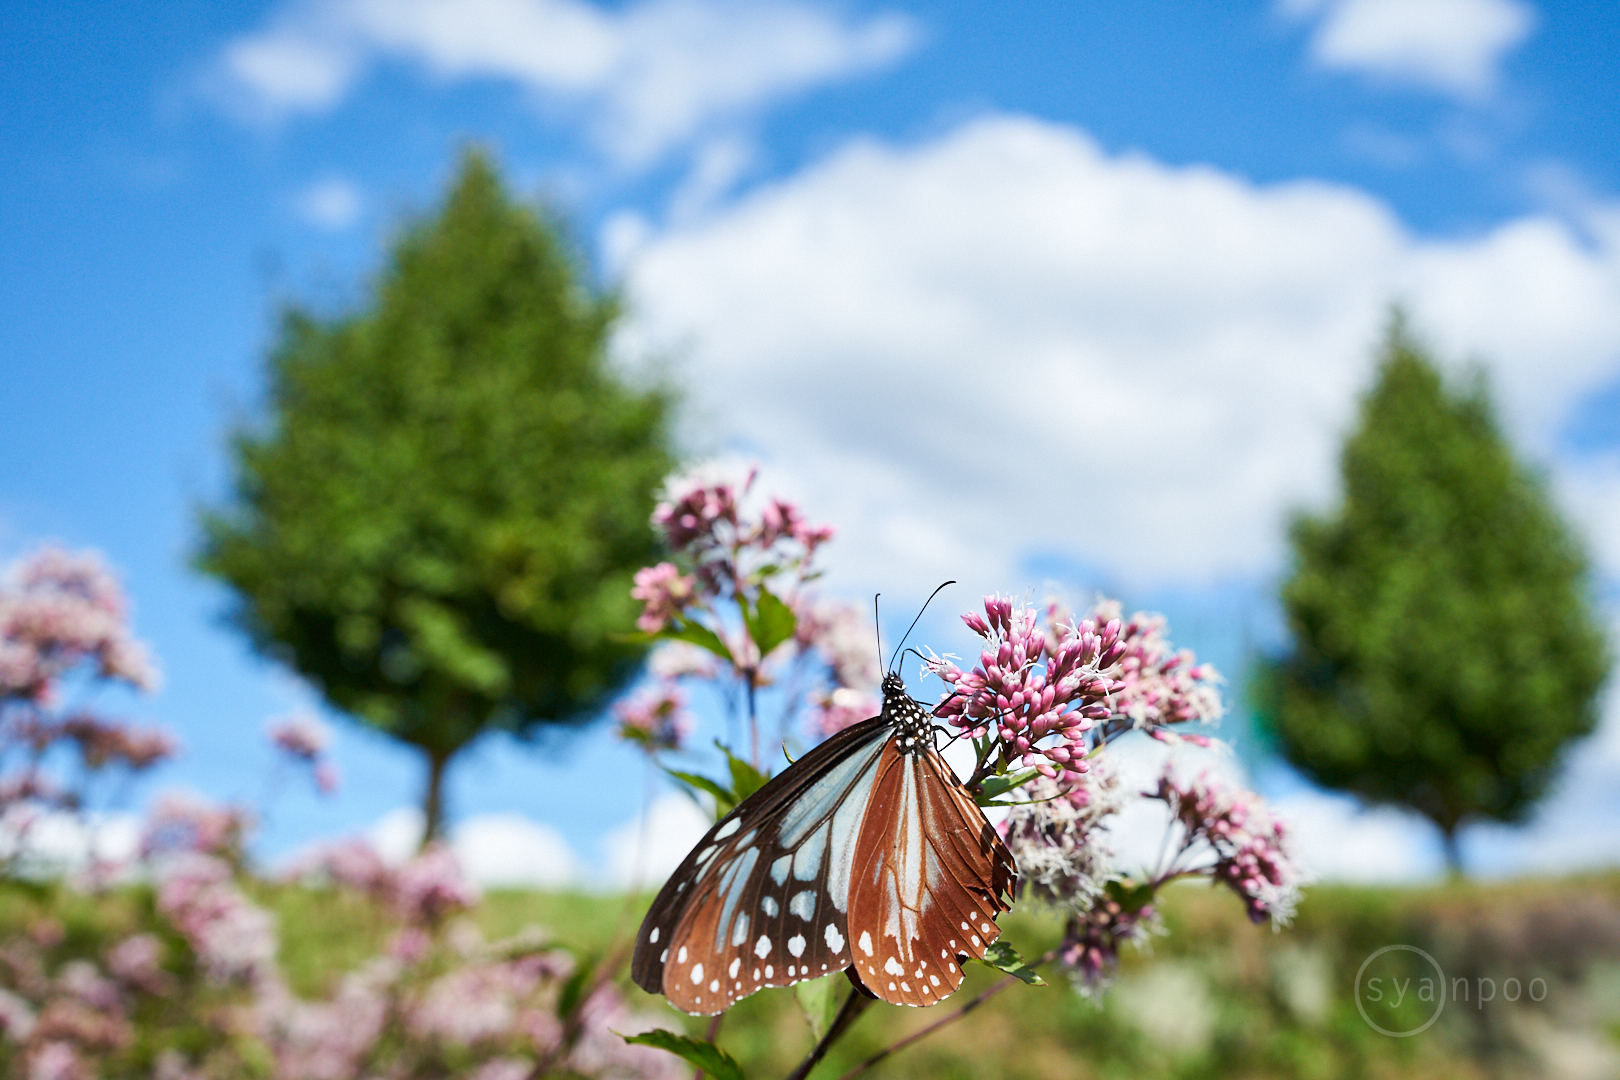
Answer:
[3, 0, 1619, 884]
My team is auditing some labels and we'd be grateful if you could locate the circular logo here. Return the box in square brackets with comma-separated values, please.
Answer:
[1354, 945, 1446, 1037]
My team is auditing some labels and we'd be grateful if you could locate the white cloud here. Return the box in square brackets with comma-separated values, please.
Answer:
[1268, 790, 1441, 882]
[294, 175, 363, 229]
[0, 810, 143, 876]
[1288, 0, 1535, 98]
[365, 806, 580, 885]
[598, 790, 712, 890]
[618, 114, 1620, 596]
[453, 812, 580, 887]
[210, 0, 917, 164]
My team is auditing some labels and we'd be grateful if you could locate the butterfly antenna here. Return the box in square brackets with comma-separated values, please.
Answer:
[888, 580, 956, 673]
[872, 593, 883, 678]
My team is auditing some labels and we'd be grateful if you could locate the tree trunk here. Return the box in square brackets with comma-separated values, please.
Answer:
[421, 747, 451, 849]
[1440, 823, 1464, 879]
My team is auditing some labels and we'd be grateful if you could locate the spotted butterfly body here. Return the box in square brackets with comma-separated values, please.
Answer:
[632, 672, 1018, 1014]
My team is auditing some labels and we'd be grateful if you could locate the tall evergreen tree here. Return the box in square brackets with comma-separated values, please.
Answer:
[197, 151, 676, 841]
[1258, 312, 1609, 874]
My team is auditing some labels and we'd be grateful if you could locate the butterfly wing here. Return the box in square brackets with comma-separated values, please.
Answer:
[845, 740, 1017, 1007]
[632, 713, 895, 1014]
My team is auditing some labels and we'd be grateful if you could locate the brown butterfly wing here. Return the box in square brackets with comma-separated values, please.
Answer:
[632, 714, 893, 1014]
[845, 740, 1017, 1007]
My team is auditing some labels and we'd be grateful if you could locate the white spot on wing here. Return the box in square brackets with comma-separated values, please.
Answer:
[729, 957, 740, 978]
[884, 956, 904, 975]
[755, 936, 772, 958]
[789, 890, 816, 921]
[691, 963, 704, 983]
[824, 925, 845, 953]
[770, 854, 792, 885]
[761, 895, 779, 916]
[714, 818, 741, 839]
[678, 947, 687, 963]
[649, 928, 659, 943]
[859, 931, 874, 956]
[788, 934, 806, 957]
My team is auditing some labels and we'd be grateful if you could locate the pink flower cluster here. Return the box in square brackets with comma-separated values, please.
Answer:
[928, 596, 1127, 785]
[1059, 896, 1159, 997]
[141, 792, 252, 862]
[1152, 770, 1305, 925]
[639, 469, 835, 632]
[1101, 604, 1225, 734]
[1000, 769, 1121, 905]
[630, 563, 694, 634]
[0, 547, 157, 701]
[1, 816, 680, 1080]
[653, 469, 833, 581]
[613, 683, 692, 753]
[155, 853, 277, 985]
[285, 840, 480, 926]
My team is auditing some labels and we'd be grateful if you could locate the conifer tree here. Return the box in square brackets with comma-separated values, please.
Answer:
[1258, 312, 1609, 873]
[198, 151, 675, 841]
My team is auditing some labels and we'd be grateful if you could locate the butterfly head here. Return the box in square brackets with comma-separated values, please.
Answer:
[880, 671, 934, 754]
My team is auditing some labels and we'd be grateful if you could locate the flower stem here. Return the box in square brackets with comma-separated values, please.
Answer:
[785, 986, 873, 1080]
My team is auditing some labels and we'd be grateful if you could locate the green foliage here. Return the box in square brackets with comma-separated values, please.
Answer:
[977, 940, 1047, 985]
[1258, 312, 1609, 866]
[663, 741, 771, 821]
[196, 150, 675, 836]
[793, 972, 844, 1040]
[621, 1029, 747, 1080]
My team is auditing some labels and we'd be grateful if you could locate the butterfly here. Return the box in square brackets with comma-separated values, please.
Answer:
[632, 669, 1018, 1014]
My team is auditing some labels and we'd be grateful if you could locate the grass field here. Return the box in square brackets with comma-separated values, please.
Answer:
[5, 872, 1619, 1079]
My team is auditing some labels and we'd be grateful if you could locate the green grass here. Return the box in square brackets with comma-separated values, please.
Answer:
[6, 873, 1619, 1079]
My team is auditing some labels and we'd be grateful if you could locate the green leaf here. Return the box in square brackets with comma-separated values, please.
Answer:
[717, 741, 770, 802]
[976, 940, 1046, 986]
[662, 767, 738, 817]
[557, 955, 595, 1019]
[743, 586, 798, 660]
[1104, 877, 1155, 914]
[620, 1029, 745, 1080]
[663, 620, 734, 664]
[794, 973, 843, 1041]
[975, 767, 1041, 806]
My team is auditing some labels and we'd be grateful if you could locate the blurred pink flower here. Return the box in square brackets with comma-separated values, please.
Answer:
[155, 853, 276, 985]
[613, 683, 692, 753]
[0, 986, 38, 1041]
[808, 687, 879, 736]
[393, 844, 479, 925]
[266, 712, 330, 762]
[283, 837, 393, 897]
[56, 715, 177, 771]
[105, 935, 172, 997]
[1059, 896, 1159, 997]
[0, 547, 159, 699]
[311, 760, 341, 795]
[26, 1039, 91, 1080]
[142, 793, 250, 860]
[796, 598, 880, 693]
[630, 562, 694, 633]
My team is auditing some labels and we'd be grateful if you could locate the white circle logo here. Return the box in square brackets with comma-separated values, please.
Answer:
[1354, 944, 1446, 1037]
